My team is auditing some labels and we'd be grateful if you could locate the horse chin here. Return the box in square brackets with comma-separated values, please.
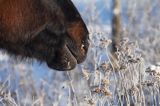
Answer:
[47, 45, 77, 71]
[47, 36, 88, 71]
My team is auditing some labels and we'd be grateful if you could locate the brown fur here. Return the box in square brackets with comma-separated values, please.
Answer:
[0, 0, 89, 71]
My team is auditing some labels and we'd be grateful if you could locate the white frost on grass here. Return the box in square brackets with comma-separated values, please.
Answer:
[0, 52, 9, 61]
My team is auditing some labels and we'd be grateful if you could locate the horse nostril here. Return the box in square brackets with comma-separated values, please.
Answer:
[81, 38, 89, 51]
[81, 43, 88, 53]
[81, 44, 85, 49]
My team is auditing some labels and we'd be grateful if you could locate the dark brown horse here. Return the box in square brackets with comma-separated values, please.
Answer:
[0, 0, 89, 71]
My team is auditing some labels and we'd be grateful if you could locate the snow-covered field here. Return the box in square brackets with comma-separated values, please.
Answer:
[0, 0, 160, 106]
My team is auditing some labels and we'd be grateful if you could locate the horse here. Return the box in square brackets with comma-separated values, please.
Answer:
[0, 0, 89, 71]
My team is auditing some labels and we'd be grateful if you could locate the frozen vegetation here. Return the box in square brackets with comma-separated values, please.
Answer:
[0, 0, 160, 106]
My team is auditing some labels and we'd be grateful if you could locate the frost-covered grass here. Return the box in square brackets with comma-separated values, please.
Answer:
[0, 0, 160, 106]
